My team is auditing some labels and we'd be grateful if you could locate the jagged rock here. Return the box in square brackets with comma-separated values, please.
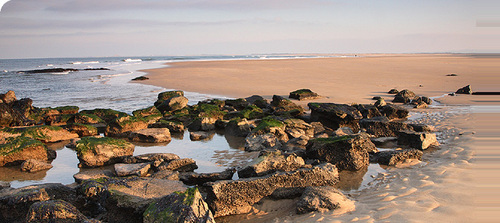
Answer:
[392, 89, 416, 103]
[296, 186, 354, 214]
[0, 90, 16, 104]
[0, 187, 50, 223]
[371, 149, 423, 166]
[0, 137, 56, 167]
[128, 128, 171, 143]
[374, 98, 387, 107]
[156, 96, 189, 113]
[245, 133, 283, 152]
[306, 134, 377, 171]
[204, 163, 339, 218]
[456, 85, 472, 94]
[190, 131, 214, 141]
[388, 89, 399, 94]
[271, 95, 304, 116]
[359, 116, 413, 137]
[308, 103, 363, 132]
[20, 159, 53, 172]
[143, 188, 215, 223]
[354, 104, 382, 119]
[380, 104, 409, 120]
[74, 137, 135, 168]
[331, 127, 354, 137]
[224, 119, 252, 137]
[150, 120, 185, 133]
[398, 131, 439, 150]
[105, 116, 148, 137]
[289, 89, 320, 101]
[26, 200, 90, 223]
[180, 168, 236, 186]
[284, 118, 314, 138]
[157, 158, 198, 172]
[238, 151, 306, 178]
[114, 163, 151, 177]
[66, 123, 99, 137]
[80, 108, 128, 123]
[155, 91, 185, 107]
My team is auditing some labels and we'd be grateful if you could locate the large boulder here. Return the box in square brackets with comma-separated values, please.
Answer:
[238, 151, 306, 178]
[359, 116, 413, 137]
[0, 136, 56, 167]
[128, 128, 171, 143]
[289, 89, 320, 101]
[296, 186, 355, 214]
[397, 131, 439, 150]
[156, 96, 189, 113]
[154, 91, 185, 107]
[74, 137, 135, 168]
[0, 187, 50, 223]
[25, 200, 91, 223]
[392, 89, 416, 103]
[270, 95, 304, 116]
[371, 149, 423, 166]
[204, 163, 339, 217]
[306, 134, 377, 171]
[380, 104, 409, 120]
[308, 103, 363, 132]
[105, 116, 148, 137]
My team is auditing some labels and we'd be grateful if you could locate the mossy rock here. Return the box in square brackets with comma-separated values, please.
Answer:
[239, 105, 265, 120]
[252, 117, 285, 134]
[70, 113, 105, 124]
[74, 137, 135, 167]
[105, 116, 148, 137]
[132, 106, 161, 118]
[150, 120, 185, 133]
[155, 91, 185, 107]
[80, 109, 128, 123]
[4, 125, 78, 143]
[26, 200, 89, 222]
[65, 123, 98, 137]
[55, 106, 79, 114]
[289, 89, 320, 101]
[194, 103, 227, 119]
[0, 136, 55, 167]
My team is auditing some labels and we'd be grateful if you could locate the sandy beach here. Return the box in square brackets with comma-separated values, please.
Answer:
[141, 54, 500, 222]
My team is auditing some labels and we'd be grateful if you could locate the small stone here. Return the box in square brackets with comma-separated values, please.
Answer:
[20, 159, 53, 172]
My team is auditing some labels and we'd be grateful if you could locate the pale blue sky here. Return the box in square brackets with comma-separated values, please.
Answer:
[0, 0, 498, 59]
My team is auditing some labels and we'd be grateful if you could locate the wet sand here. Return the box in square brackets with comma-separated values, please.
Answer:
[141, 54, 500, 222]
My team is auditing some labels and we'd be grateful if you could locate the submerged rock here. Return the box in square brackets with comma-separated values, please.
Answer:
[308, 103, 363, 132]
[296, 186, 354, 214]
[74, 137, 135, 168]
[20, 159, 53, 173]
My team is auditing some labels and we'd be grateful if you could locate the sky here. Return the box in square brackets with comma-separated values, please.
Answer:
[0, 0, 498, 59]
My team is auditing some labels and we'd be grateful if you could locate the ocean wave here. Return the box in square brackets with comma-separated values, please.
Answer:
[71, 61, 100, 65]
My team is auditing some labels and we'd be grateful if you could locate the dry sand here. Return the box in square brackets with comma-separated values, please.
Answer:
[141, 54, 500, 222]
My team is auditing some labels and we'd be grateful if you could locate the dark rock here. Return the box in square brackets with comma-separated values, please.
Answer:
[143, 188, 215, 223]
[359, 116, 413, 137]
[409, 124, 434, 132]
[157, 96, 189, 113]
[189, 131, 214, 141]
[296, 186, 354, 214]
[289, 89, 320, 101]
[131, 76, 149, 81]
[238, 151, 306, 178]
[456, 85, 472, 94]
[74, 137, 135, 168]
[66, 123, 99, 137]
[388, 89, 399, 94]
[446, 74, 458, 76]
[421, 96, 432, 105]
[157, 158, 198, 172]
[12, 98, 34, 117]
[20, 68, 79, 74]
[374, 98, 387, 107]
[0, 136, 56, 167]
[150, 120, 185, 133]
[123, 153, 180, 165]
[26, 200, 90, 223]
[80, 109, 128, 123]
[0, 187, 50, 223]
[354, 104, 382, 119]
[380, 104, 409, 120]
[180, 168, 236, 186]
[372, 96, 382, 100]
[188, 117, 218, 131]
[306, 134, 377, 171]
[370, 137, 398, 148]
[371, 149, 423, 166]
[308, 103, 363, 133]
[114, 163, 151, 177]
[271, 95, 304, 116]
[69, 113, 105, 124]
[245, 95, 269, 109]
[224, 119, 252, 137]
[398, 131, 439, 150]
[269, 187, 305, 200]
[154, 90, 185, 107]
[204, 163, 339, 217]
[76, 180, 109, 218]
[224, 98, 250, 110]
[20, 159, 53, 172]
[105, 116, 148, 137]
[129, 128, 171, 143]
[392, 89, 416, 103]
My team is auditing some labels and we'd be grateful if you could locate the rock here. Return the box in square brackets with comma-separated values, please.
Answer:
[180, 168, 236, 186]
[371, 149, 423, 166]
[151, 170, 180, 181]
[20, 159, 53, 172]
[374, 98, 387, 107]
[269, 187, 306, 200]
[353, 104, 382, 119]
[397, 131, 439, 150]
[66, 123, 99, 137]
[123, 153, 180, 165]
[156, 96, 189, 113]
[158, 158, 198, 172]
[380, 104, 409, 120]
[414, 102, 428, 109]
[388, 89, 399, 94]
[245, 95, 269, 109]
[0, 90, 16, 104]
[225, 119, 252, 137]
[0, 187, 50, 223]
[74, 137, 135, 168]
[76, 179, 109, 218]
[359, 116, 413, 137]
[155, 91, 185, 106]
[132, 106, 161, 118]
[447, 73, 458, 76]
[308, 103, 363, 133]
[306, 134, 377, 171]
[131, 76, 149, 81]
[409, 124, 434, 132]
[224, 98, 250, 110]
[271, 95, 304, 116]
[190, 131, 214, 141]
[282, 135, 310, 152]
[6, 125, 79, 143]
[128, 128, 171, 143]
[150, 120, 185, 133]
[69, 113, 105, 124]
[245, 133, 283, 151]
[0, 182, 10, 190]
[332, 127, 354, 137]
[296, 186, 354, 214]
[456, 85, 472, 94]
[235, 105, 265, 120]
[188, 117, 218, 131]
[80, 108, 128, 123]
[73, 168, 115, 183]
[0, 137, 56, 167]
[105, 116, 148, 137]
[26, 200, 90, 223]
[284, 118, 314, 139]
[392, 89, 416, 103]
[421, 96, 432, 105]
[289, 89, 320, 101]
[238, 151, 306, 178]
[143, 188, 215, 223]
[114, 163, 151, 177]
[204, 163, 339, 217]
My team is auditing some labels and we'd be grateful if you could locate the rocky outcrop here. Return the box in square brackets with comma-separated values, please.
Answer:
[244, 118, 289, 151]
[271, 95, 304, 116]
[154, 91, 185, 107]
[69, 113, 105, 124]
[0, 187, 50, 223]
[128, 128, 171, 143]
[66, 123, 99, 137]
[132, 106, 161, 118]
[80, 109, 128, 123]
[74, 137, 135, 168]
[179, 168, 235, 186]
[397, 131, 439, 150]
[354, 104, 383, 119]
[371, 149, 423, 166]
[20, 159, 53, 172]
[224, 119, 252, 137]
[359, 116, 413, 137]
[289, 89, 320, 101]
[204, 163, 339, 217]
[0, 136, 56, 167]
[306, 134, 377, 171]
[143, 188, 215, 223]
[238, 151, 306, 178]
[296, 186, 354, 214]
[308, 103, 363, 132]
[105, 116, 148, 137]
[25, 200, 91, 223]
[379, 104, 409, 120]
